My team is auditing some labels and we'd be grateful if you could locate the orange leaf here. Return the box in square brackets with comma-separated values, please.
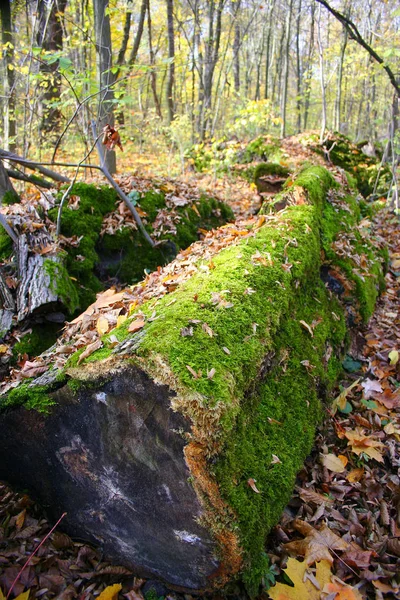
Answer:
[128, 318, 145, 333]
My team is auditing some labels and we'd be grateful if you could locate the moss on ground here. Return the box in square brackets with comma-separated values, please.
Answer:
[309, 132, 391, 198]
[99, 192, 233, 284]
[1, 382, 55, 414]
[12, 323, 60, 361]
[0, 225, 13, 260]
[48, 183, 118, 311]
[44, 259, 80, 315]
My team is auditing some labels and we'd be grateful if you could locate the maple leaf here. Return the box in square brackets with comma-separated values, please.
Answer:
[284, 520, 349, 565]
[268, 557, 331, 600]
[344, 428, 385, 462]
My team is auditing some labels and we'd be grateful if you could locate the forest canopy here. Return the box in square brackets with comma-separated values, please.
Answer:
[1, 0, 399, 168]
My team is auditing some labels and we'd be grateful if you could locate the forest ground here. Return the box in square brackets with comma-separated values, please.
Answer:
[1, 147, 400, 600]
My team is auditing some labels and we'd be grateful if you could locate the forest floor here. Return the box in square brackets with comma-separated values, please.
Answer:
[1, 150, 400, 600]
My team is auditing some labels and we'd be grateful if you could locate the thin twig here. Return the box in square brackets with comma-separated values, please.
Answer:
[6, 512, 67, 600]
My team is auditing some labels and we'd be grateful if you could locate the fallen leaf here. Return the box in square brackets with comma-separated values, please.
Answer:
[207, 367, 216, 379]
[247, 478, 261, 493]
[361, 378, 383, 399]
[332, 379, 360, 413]
[97, 584, 122, 600]
[388, 349, 399, 365]
[222, 346, 231, 355]
[321, 453, 346, 473]
[299, 320, 313, 337]
[322, 580, 363, 600]
[346, 468, 364, 483]
[284, 519, 349, 565]
[77, 339, 103, 365]
[96, 315, 110, 336]
[186, 365, 200, 379]
[268, 558, 331, 600]
[128, 318, 145, 333]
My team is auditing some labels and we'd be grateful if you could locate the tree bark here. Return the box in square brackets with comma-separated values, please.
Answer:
[36, 0, 68, 134]
[280, 0, 294, 138]
[0, 0, 17, 153]
[166, 0, 175, 123]
[93, 0, 117, 174]
[147, 0, 162, 119]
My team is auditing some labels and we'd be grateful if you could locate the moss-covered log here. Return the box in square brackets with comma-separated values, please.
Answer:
[0, 167, 386, 593]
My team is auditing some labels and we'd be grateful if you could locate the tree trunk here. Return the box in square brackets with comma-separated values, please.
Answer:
[233, 0, 241, 93]
[0, 160, 18, 204]
[295, 0, 302, 133]
[317, 3, 327, 143]
[93, 0, 117, 174]
[146, 0, 162, 119]
[166, 0, 175, 123]
[280, 0, 294, 138]
[36, 0, 68, 135]
[303, 1, 315, 130]
[0, 0, 17, 153]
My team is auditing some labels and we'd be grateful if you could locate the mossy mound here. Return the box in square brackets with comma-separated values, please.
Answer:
[51, 183, 233, 312]
[99, 191, 233, 284]
[48, 183, 118, 311]
[310, 132, 391, 198]
[239, 136, 282, 164]
[253, 163, 291, 193]
[64, 166, 383, 591]
[2, 167, 385, 593]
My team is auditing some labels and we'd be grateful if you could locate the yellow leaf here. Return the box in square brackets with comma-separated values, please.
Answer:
[96, 315, 110, 336]
[321, 453, 346, 473]
[268, 558, 331, 600]
[117, 315, 127, 328]
[97, 584, 122, 600]
[14, 591, 30, 600]
[0, 344, 9, 354]
[332, 379, 360, 413]
[389, 349, 399, 365]
[15, 508, 26, 529]
[0, 588, 5, 600]
[346, 468, 364, 483]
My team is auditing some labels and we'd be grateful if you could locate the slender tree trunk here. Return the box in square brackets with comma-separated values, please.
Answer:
[280, 0, 294, 138]
[264, 2, 273, 99]
[233, 0, 241, 93]
[317, 3, 327, 143]
[129, 0, 147, 65]
[1, 0, 17, 152]
[147, 0, 162, 118]
[303, 1, 315, 130]
[36, 0, 68, 134]
[335, 23, 348, 131]
[93, 0, 116, 173]
[166, 0, 175, 123]
[295, 0, 302, 133]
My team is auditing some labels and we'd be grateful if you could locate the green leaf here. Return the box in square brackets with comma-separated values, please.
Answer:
[338, 401, 353, 414]
[361, 399, 378, 410]
[342, 355, 362, 373]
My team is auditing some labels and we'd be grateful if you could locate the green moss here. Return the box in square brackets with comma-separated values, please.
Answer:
[48, 183, 118, 311]
[12, 323, 60, 361]
[311, 133, 391, 198]
[43, 259, 80, 315]
[0, 224, 13, 260]
[99, 193, 233, 285]
[1, 383, 55, 414]
[2, 190, 20, 205]
[254, 163, 290, 180]
[241, 137, 282, 164]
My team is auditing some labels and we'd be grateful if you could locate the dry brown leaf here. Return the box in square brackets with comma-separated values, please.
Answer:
[299, 320, 313, 337]
[284, 519, 349, 565]
[247, 478, 261, 493]
[128, 318, 145, 333]
[321, 453, 346, 473]
[77, 339, 103, 365]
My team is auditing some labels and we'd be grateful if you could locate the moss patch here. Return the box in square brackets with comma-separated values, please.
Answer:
[48, 183, 118, 311]
[1, 382, 55, 414]
[43, 259, 80, 315]
[0, 224, 13, 260]
[12, 323, 60, 362]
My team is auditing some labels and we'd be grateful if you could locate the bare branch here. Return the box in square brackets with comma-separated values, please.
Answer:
[315, 0, 400, 97]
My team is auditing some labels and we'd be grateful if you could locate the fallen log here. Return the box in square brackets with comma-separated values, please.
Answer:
[0, 167, 386, 593]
